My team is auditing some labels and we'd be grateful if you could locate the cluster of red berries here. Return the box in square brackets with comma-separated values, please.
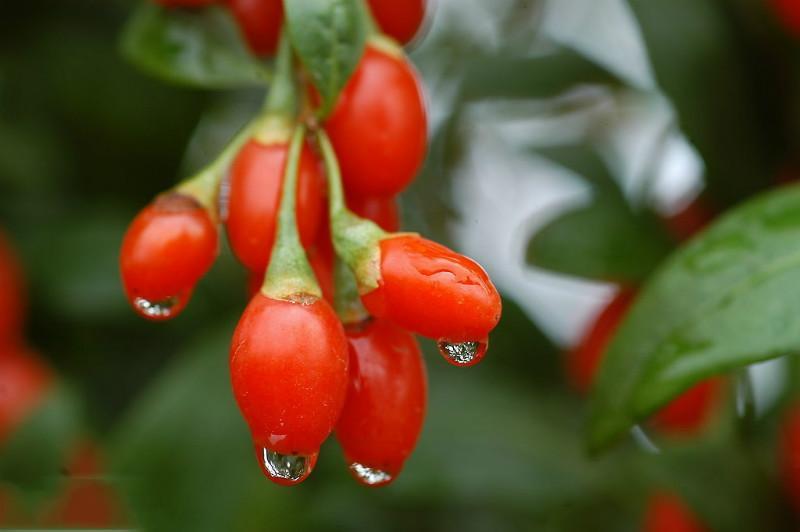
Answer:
[121, 0, 502, 487]
[0, 232, 121, 527]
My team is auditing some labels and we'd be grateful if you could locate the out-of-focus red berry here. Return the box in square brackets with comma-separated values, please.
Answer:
[650, 379, 721, 436]
[226, 0, 283, 56]
[367, 0, 426, 44]
[779, 401, 800, 508]
[662, 199, 715, 242]
[771, 0, 800, 36]
[336, 319, 427, 486]
[325, 43, 427, 197]
[0, 347, 52, 443]
[642, 491, 707, 532]
[0, 231, 24, 346]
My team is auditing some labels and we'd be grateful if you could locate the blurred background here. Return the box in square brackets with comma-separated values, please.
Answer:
[2, 0, 800, 530]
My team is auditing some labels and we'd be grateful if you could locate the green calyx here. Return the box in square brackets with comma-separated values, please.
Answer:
[316, 129, 387, 294]
[174, 31, 299, 219]
[261, 124, 322, 301]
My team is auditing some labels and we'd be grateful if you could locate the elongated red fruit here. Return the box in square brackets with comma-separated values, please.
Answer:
[347, 194, 400, 232]
[0, 347, 52, 443]
[367, 0, 426, 44]
[642, 491, 707, 532]
[120, 193, 218, 320]
[226, 138, 324, 273]
[336, 319, 427, 486]
[230, 293, 348, 485]
[0, 231, 24, 346]
[361, 236, 500, 366]
[326, 43, 427, 197]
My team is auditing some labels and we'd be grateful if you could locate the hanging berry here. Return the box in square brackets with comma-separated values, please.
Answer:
[226, 0, 284, 56]
[325, 38, 427, 197]
[367, 0, 426, 45]
[642, 491, 707, 532]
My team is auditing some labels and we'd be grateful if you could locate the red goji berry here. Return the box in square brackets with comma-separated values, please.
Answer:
[226, 137, 324, 273]
[229, 293, 348, 485]
[771, 0, 800, 35]
[779, 401, 800, 508]
[0, 347, 52, 443]
[325, 43, 427, 197]
[0, 232, 24, 347]
[367, 0, 426, 44]
[226, 0, 283, 56]
[120, 193, 218, 320]
[642, 491, 707, 532]
[347, 194, 401, 232]
[336, 319, 427, 486]
[361, 235, 500, 366]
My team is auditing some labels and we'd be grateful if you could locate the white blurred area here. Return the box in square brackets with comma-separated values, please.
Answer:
[410, 0, 787, 411]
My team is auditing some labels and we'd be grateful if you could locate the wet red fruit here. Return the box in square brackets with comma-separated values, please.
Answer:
[361, 236, 501, 348]
[348, 195, 400, 232]
[567, 290, 636, 394]
[772, 0, 800, 36]
[642, 491, 706, 532]
[156, 0, 216, 7]
[367, 0, 425, 44]
[779, 401, 800, 508]
[226, 138, 324, 273]
[0, 232, 24, 346]
[651, 379, 721, 436]
[230, 293, 348, 485]
[120, 193, 218, 320]
[226, 0, 283, 56]
[336, 320, 427, 486]
[325, 43, 427, 197]
[0, 347, 52, 443]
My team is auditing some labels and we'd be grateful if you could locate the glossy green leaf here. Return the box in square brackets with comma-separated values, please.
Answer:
[120, 3, 269, 89]
[284, 0, 367, 117]
[588, 184, 800, 452]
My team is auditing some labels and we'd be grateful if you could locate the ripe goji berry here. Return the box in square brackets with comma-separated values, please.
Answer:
[367, 0, 426, 44]
[650, 378, 721, 436]
[120, 192, 218, 320]
[771, 0, 800, 35]
[779, 401, 800, 508]
[0, 232, 24, 347]
[229, 293, 348, 485]
[642, 491, 707, 532]
[226, 135, 324, 273]
[226, 0, 283, 56]
[336, 319, 427, 486]
[347, 194, 400, 232]
[360, 235, 500, 365]
[325, 42, 427, 197]
[0, 347, 52, 443]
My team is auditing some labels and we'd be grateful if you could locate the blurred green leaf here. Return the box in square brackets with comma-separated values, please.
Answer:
[461, 49, 622, 102]
[527, 146, 673, 282]
[285, 0, 366, 117]
[120, 3, 269, 89]
[0, 385, 81, 503]
[627, 0, 775, 206]
[588, 184, 800, 452]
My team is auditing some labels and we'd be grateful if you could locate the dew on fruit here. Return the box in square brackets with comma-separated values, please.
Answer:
[133, 294, 187, 320]
[437, 339, 487, 366]
[259, 448, 314, 484]
[350, 463, 393, 486]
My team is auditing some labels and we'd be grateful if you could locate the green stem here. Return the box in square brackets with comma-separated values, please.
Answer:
[316, 129, 387, 293]
[263, 30, 296, 118]
[359, 0, 380, 38]
[262, 125, 321, 300]
[175, 118, 259, 216]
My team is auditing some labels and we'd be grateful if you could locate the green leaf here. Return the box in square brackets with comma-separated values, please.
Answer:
[120, 3, 269, 89]
[526, 146, 673, 282]
[588, 184, 800, 452]
[0, 385, 82, 503]
[284, 0, 367, 117]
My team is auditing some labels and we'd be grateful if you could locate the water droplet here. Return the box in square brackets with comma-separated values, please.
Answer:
[437, 339, 488, 367]
[349, 463, 393, 487]
[258, 447, 316, 485]
[132, 293, 189, 320]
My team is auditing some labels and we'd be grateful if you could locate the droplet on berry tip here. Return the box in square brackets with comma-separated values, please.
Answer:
[258, 447, 316, 485]
[132, 293, 189, 320]
[349, 463, 394, 487]
[436, 339, 487, 367]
